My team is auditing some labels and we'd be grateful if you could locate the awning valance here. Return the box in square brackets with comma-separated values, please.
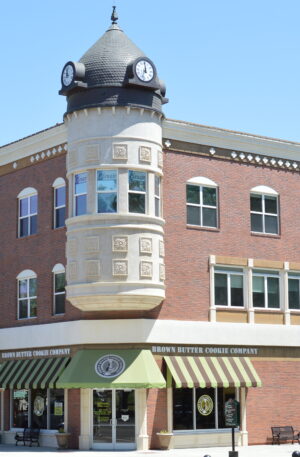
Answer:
[164, 356, 262, 388]
[0, 357, 70, 390]
[56, 349, 166, 389]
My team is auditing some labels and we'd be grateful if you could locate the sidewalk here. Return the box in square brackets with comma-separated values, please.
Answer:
[0, 444, 299, 457]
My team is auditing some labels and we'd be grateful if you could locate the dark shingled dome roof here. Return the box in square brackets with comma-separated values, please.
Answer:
[79, 24, 146, 88]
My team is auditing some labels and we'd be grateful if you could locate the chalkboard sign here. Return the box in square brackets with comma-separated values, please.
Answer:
[225, 399, 240, 427]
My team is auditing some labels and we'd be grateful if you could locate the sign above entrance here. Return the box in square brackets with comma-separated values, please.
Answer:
[95, 355, 125, 378]
[152, 345, 259, 356]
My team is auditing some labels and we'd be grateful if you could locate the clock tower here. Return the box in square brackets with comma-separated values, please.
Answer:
[59, 7, 168, 312]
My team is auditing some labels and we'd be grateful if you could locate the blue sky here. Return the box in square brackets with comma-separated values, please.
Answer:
[1, 0, 300, 146]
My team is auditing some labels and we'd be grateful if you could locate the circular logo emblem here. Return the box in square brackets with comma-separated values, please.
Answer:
[95, 354, 125, 378]
[197, 395, 214, 416]
[33, 395, 45, 416]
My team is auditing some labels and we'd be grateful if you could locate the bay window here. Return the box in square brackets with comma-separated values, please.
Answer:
[128, 170, 147, 214]
[74, 172, 87, 216]
[97, 170, 117, 213]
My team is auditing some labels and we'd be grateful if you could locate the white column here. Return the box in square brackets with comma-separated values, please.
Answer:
[283, 262, 290, 325]
[79, 389, 92, 450]
[135, 389, 149, 450]
[240, 387, 248, 446]
[209, 255, 216, 322]
[247, 259, 254, 323]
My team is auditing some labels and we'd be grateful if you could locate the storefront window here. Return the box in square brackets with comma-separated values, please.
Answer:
[173, 387, 236, 431]
[13, 389, 28, 428]
[11, 388, 64, 430]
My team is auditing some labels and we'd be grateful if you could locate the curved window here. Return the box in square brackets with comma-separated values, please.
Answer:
[97, 170, 117, 213]
[17, 270, 37, 319]
[250, 186, 279, 234]
[155, 175, 161, 217]
[128, 170, 147, 214]
[52, 264, 65, 315]
[74, 172, 87, 216]
[18, 188, 38, 237]
[53, 178, 66, 229]
[186, 177, 218, 228]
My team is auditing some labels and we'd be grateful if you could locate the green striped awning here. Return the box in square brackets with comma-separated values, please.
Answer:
[56, 349, 166, 389]
[0, 357, 70, 389]
[164, 356, 262, 388]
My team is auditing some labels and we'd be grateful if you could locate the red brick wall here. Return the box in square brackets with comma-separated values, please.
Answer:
[67, 389, 80, 449]
[159, 150, 300, 320]
[147, 388, 168, 449]
[247, 360, 300, 444]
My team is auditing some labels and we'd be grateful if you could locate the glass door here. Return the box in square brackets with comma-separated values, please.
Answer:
[93, 389, 136, 450]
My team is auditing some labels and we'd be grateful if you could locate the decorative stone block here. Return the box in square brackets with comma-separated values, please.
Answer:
[112, 236, 128, 252]
[140, 237, 152, 254]
[85, 236, 100, 253]
[139, 146, 152, 163]
[85, 144, 100, 163]
[67, 239, 77, 258]
[140, 261, 153, 278]
[158, 150, 163, 168]
[159, 240, 165, 258]
[113, 144, 128, 160]
[159, 264, 166, 281]
[68, 149, 77, 167]
[68, 262, 78, 281]
[113, 260, 128, 276]
[86, 260, 101, 281]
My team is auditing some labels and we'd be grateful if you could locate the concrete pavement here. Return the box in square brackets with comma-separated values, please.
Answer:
[0, 444, 300, 456]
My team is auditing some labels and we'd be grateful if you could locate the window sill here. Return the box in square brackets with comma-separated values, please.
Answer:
[17, 233, 39, 240]
[253, 308, 282, 313]
[216, 306, 246, 311]
[17, 317, 37, 321]
[173, 428, 239, 435]
[187, 224, 219, 233]
[53, 226, 66, 231]
[251, 232, 280, 239]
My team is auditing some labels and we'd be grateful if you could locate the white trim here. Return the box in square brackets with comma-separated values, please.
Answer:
[16, 269, 36, 280]
[250, 185, 278, 196]
[52, 264, 65, 274]
[17, 187, 37, 198]
[187, 176, 217, 187]
[52, 177, 66, 188]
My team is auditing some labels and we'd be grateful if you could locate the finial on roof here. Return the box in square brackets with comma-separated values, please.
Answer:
[111, 6, 118, 24]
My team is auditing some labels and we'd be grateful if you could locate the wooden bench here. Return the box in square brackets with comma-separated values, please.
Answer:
[15, 428, 40, 447]
[271, 426, 300, 445]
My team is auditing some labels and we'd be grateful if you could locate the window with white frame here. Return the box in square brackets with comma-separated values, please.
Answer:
[128, 170, 147, 214]
[173, 387, 236, 431]
[18, 188, 38, 238]
[53, 178, 66, 229]
[12, 388, 64, 430]
[252, 270, 280, 309]
[97, 170, 117, 213]
[53, 264, 66, 315]
[288, 274, 300, 310]
[155, 175, 161, 217]
[74, 172, 87, 216]
[250, 186, 279, 234]
[214, 267, 244, 307]
[17, 270, 37, 319]
[186, 177, 218, 228]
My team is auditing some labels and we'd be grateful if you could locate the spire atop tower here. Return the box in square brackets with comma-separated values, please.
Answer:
[111, 5, 118, 24]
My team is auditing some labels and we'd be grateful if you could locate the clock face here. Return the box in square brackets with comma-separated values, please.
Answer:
[135, 60, 154, 82]
[62, 64, 74, 86]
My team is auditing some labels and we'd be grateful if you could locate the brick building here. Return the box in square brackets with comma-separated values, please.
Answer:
[0, 8, 300, 451]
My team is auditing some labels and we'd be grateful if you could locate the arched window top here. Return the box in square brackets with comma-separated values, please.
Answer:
[17, 187, 37, 199]
[187, 176, 218, 187]
[52, 263, 65, 274]
[52, 177, 66, 188]
[17, 269, 37, 280]
[250, 185, 278, 196]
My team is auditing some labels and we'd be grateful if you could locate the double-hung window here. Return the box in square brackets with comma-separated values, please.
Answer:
[288, 274, 300, 310]
[250, 187, 279, 234]
[252, 270, 280, 309]
[74, 172, 87, 216]
[214, 267, 244, 307]
[155, 175, 161, 217]
[128, 170, 147, 214]
[97, 170, 117, 213]
[18, 188, 38, 237]
[53, 178, 66, 228]
[186, 177, 218, 228]
[17, 270, 37, 319]
[53, 264, 66, 315]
